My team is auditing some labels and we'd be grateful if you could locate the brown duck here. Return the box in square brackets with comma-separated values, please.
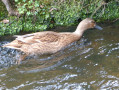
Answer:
[3, 18, 102, 62]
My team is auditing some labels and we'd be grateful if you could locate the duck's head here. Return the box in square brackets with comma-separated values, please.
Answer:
[74, 18, 102, 34]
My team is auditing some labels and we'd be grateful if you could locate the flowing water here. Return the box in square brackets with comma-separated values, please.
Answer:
[0, 24, 119, 89]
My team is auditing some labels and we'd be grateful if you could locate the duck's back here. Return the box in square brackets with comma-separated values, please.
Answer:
[4, 31, 81, 55]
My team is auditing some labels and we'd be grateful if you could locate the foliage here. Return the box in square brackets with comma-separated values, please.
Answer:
[0, 0, 8, 21]
[0, 0, 119, 36]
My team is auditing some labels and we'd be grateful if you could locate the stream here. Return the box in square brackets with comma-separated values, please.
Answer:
[0, 24, 119, 89]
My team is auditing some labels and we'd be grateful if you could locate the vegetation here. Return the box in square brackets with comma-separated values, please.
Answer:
[0, 0, 119, 36]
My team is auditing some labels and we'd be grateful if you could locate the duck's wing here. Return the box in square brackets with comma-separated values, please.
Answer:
[15, 31, 60, 44]
[3, 31, 61, 49]
[14, 34, 35, 43]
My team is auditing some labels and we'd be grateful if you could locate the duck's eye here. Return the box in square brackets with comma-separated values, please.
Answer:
[90, 20, 95, 23]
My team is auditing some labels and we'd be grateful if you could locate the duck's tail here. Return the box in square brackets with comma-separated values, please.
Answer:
[2, 40, 21, 50]
[3, 44, 20, 50]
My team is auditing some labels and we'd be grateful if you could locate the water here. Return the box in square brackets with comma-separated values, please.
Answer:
[0, 24, 119, 89]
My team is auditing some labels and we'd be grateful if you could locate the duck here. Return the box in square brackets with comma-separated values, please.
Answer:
[3, 18, 102, 63]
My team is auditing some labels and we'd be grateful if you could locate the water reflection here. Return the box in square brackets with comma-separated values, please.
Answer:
[0, 25, 119, 89]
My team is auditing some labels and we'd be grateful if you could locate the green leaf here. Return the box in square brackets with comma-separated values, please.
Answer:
[35, 3, 39, 8]
[45, 14, 49, 19]
[23, 0, 26, 2]
[26, 11, 31, 16]
[28, 0, 33, 4]
[28, 5, 33, 9]
[15, 0, 18, 2]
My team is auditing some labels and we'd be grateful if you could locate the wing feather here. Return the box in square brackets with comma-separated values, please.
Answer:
[14, 31, 60, 44]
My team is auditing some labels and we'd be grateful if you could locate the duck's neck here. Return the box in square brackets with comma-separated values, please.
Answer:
[73, 24, 86, 36]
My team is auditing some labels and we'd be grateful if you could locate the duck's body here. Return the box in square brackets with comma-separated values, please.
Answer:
[6, 31, 81, 55]
[3, 18, 102, 59]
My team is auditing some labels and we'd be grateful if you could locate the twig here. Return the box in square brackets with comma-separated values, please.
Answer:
[112, 18, 119, 22]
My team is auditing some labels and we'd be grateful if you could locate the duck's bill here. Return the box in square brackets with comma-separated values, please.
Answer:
[95, 25, 103, 30]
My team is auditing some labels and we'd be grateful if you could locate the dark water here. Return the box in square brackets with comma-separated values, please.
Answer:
[0, 24, 119, 89]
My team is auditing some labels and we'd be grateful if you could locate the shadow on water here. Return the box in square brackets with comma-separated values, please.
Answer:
[0, 24, 119, 89]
